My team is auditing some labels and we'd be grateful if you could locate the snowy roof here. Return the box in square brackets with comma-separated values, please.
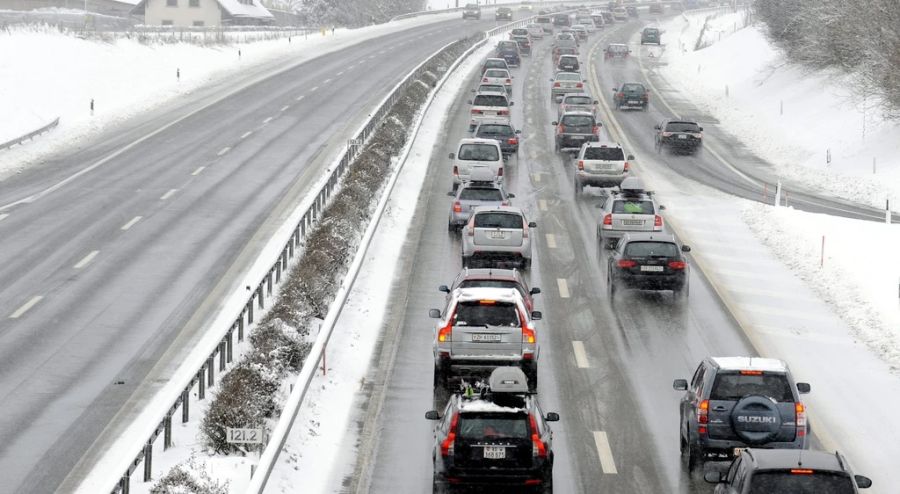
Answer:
[712, 356, 788, 373]
[458, 399, 524, 413]
[216, 0, 272, 19]
[455, 287, 521, 303]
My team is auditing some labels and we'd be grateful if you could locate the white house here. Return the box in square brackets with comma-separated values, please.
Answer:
[132, 0, 274, 27]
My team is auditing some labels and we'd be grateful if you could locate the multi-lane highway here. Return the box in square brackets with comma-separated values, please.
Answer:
[347, 15, 859, 494]
[0, 15, 504, 494]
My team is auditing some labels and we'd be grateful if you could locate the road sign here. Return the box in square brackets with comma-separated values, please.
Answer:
[226, 427, 264, 445]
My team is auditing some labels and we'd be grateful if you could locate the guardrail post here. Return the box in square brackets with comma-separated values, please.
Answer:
[276, 255, 283, 283]
[247, 300, 254, 324]
[257, 285, 264, 310]
[119, 475, 130, 494]
[207, 356, 215, 388]
[198, 369, 206, 400]
[289, 234, 296, 257]
[267, 271, 273, 297]
[227, 329, 233, 363]
[238, 317, 244, 342]
[164, 413, 172, 449]
[219, 341, 226, 371]
[182, 389, 190, 422]
[143, 441, 152, 482]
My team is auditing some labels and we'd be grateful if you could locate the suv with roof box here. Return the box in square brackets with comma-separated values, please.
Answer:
[461, 206, 536, 269]
[674, 357, 812, 472]
[574, 141, 632, 193]
[468, 91, 513, 131]
[430, 289, 542, 391]
[447, 174, 513, 231]
[552, 111, 600, 153]
[596, 177, 663, 247]
[426, 367, 558, 492]
[439, 268, 540, 312]
[705, 448, 872, 493]
[474, 119, 521, 156]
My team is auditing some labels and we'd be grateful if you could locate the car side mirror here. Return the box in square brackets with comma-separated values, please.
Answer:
[438, 285, 451, 293]
[530, 287, 541, 295]
[508, 193, 516, 198]
[545, 412, 560, 422]
[699, 127, 704, 131]
[447, 191, 455, 196]
[583, 79, 587, 82]
[425, 410, 441, 420]
[528, 221, 537, 228]
[658, 205, 666, 211]
[681, 245, 691, 253]
[549, 78, 554, 82]
[673, 379, 688, 391]
[855, 475, 872, 489]
[428, 309, 442, 319]
[509, 101, 515, 106]
[449, 153, 455, 159]
[654, 124, 660, 130]
[796, 382, 811, 394]
[703, 471, 724, 484]
[627, 154, 635, 160]
[515, 129, 521, 134]
[551, 121, 558, 126]
[594, 100, 599, 104]
[531, 311, 542, 321]
[612, 87, 617, 92]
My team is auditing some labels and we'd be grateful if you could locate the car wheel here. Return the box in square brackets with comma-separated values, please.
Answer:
[674, 282, 689, 301]
[447, 222, 455, 232]
[607, 274, 617, 299]
[461, 256, 470, 269]
[433, 473, 450, 494]
[522, 258, 532, 270]
[524, 364, 538, 392]
[433, 365, 450, 390]
[574, 177, 583, 194]
[539, 473, 553, 494]
[681, 431, 702, 473]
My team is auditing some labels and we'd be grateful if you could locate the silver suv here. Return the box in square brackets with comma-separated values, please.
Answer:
[596, 177, 663, 248]
[461, 206, 536, 269]
[447, 176, 513, 231]
[429, 288, 541, 391]
[574, 141, 633, 193]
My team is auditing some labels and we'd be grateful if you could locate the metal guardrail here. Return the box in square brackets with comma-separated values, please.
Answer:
[0, 117, 60, 151]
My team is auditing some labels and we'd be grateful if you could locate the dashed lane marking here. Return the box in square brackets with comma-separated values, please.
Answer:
[546, 233, 557, 249]
[217, 146, 231, 156]
[281, 105, 290, 112]
[557, 278, 570, 298]
[310, 86, 319, 92]
[295, 95, 305, 102]
[0, 213, 8, 222]
[531, 173, 541, 183]
[160, 189, 177, 201]
[9, 296, 43, 319]
[539, 199, 548, 211]
[263, 117, 273, 124]
[323, 78, 332, 84]
[121, 216, 142, 230]
[336, 71, 345, 76]
[74, 250, 99, 269]
[572, 341, 590, 368]
[240, 131, 253, 139]
[593, 431, 618, 474]
[191, 166, 205, 176]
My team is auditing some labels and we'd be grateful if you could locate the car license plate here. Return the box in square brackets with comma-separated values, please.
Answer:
[640, 265, 664, 272]
[596, 163, 614, 170]
[472, 333, 502, 342]
[489, 231, 507, 239]
[628, 100, 640, 104]
[622, 219, 643, 226]
[484, 446, 506, 459]
[678, 134, 688, 139]
[571, 135, 585, 140]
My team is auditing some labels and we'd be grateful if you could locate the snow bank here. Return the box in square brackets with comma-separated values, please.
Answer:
[657, 11, 900, 209]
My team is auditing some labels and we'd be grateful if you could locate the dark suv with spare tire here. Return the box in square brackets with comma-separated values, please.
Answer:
[673, 357, 811, 473]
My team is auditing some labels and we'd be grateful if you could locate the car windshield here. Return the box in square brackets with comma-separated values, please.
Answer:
[458, 414, 529, 440]
[558, 73, 581, 81]
[455, 301, 519, 327]
[459, 187, 504, 201]
[612, 200, 654, 214]
[609, 45, 628, 52]
[710, 372, 794, 402]
[559, 48, 577, 55]
[666, 122, 702, 132]
[624, 241, 677, 258]
[560, 56, 578, 64]
[473, 94, 509, 106]
[565, 96, 592, 105]
[561, 115, 594, 127]
[622, 84, 645, 92]
[747, 471, 855, 494]
[458, 144, 500, 161]
[474, 212, 523, 229]
[476, 124, 513, 136]
[584, 146, 625, 160]
[485, 69, 509, 78]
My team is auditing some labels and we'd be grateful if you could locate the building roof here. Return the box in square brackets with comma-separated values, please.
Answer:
[131, 0, 273, 19]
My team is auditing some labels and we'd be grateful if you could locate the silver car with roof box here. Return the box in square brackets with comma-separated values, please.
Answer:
[447, 173, 513, 231]
[574, 141, 633, 193]
[461, 206, 535, 269]
[596, 177, 664, 247]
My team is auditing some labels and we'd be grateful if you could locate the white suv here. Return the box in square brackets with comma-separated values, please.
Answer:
[574, 141, 633, 193]
[468, 90, 512, 132]
[450, 138, 504, 189]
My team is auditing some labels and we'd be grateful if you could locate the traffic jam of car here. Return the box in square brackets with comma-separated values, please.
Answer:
[436, 4, 874, 494]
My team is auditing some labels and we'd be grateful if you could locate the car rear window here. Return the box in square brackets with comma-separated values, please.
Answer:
[455, 301, 519, 327]
[560, 56, 578, 63]
[458, 414, 529, 440]
[537, 16, 550, 22]
[747, 471, 854, 494]
[477, 85, 505, 93]
[458, 280, 520, 293]
[561, 115, 594, 127]
[473, 95, 509, 107]
[558, 73, 581, 81]
[512, 29, 528, 35]
[459, 187, 504, 201]
[665, 122, 702, 132]
[474, 212, 523, 229]
[644, 28, 659, 34]
[485, 61, 506, 69]
[584, 146, 624, 160]
[458, 144, 500, 161]
[710, 372, 794, 402]
[612, 200, 654, 214]
[565, 96, 592, 105]
[622, 84, 644, 92]
[476, 124, 513, 136]
[485, 69, 509, 78]
[624, 241, 677, 258]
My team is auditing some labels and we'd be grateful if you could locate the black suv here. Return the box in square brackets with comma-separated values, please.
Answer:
[705, 448, 872, 493]
[474, 120, 521, 156]
[674, 357, 811, 472]
[613, 82, 649, 110]
[426, 367, 558, 492]
[641, 27, 661, 44]
[496, 6, 513, 20]
[655, 119, 703, 154]
[463, 3, 481, 19]
[607, 232, 689, 299]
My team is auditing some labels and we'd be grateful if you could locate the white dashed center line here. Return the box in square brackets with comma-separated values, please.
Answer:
[572, 341, 590, 368]
[263, 117, 273, 124]
[121, 216, 142, 230]
[545, 233, 557, 249]
[323, 78, 332, 84]
[240, 131, 253, 139]
[310, 86, 319, 92]
[191, 166, 205, 176]
[217, 146, 231, 156]
[557, 278, 570, 298]
[539, 199, 547, 211]
[336, 71, 344, 76]
[160, 189, 178, 201]
[74, 250, 99, 269]
[10, 295, 43, 319]
[593, 431, 618, 474]
[281, 105, 290, 112]
[295, 95, 305, 102]
[531, 173, 541, 183]
[0, 213, 8, 222]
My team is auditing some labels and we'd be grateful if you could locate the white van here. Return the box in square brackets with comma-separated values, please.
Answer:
[450, 138, 504, 189]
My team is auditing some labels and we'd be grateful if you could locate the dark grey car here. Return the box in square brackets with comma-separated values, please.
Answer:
[706, 449, 872, 493]
[474, 120, 521, 156]
[674, 357, 811, 473]
[552, 111, 599, 152]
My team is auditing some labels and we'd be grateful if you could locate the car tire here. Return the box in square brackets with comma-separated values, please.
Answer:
[681, 431, 702, 473]
[524, 364, 538, 392]
[574, 177, 583, 194]
[522, 258, 532, 270]
[674, 282, 689, 300]
[539, 474, 553, 494]
[447, 222, 455, 232]
[461, 256, 470, 269]
[433, 473, 450, 494]
[607, 274, 617, 299]
[433, 365, 449, 390]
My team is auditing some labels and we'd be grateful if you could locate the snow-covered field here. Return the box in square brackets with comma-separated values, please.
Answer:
[657, 10, 900, 208]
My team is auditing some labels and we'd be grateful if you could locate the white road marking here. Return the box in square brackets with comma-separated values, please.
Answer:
[74, 250, 99, 269]
[310, 86, 319, 92]
[715, 269, 770, 281]
[10, 296, 43, 319]
[295, 95, 305, 101]
[336, 71, 344, 76]
[121, 216, 142, 230]
[323, 78, 332, 84]
[263, 117, 273, 124]
[531, 173, 541, 183]
[557, 278, 570, 298]
[593, 431, 618, 474]
[191, 166, 205, 176]
[217, 146, 231, 156]
[546, 233, 557, 248]
[572, 341, 590, 368]
[281, 105, 290, 112]
[0, 213, 8, 222]
[539, 199, 548, 211]
[240, 131, 253, 139]
[160, 189, 177, 201]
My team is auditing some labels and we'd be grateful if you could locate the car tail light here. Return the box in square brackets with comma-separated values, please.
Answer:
[791, 469, 814, 475]
[592, 125, 599, 135]
[498, 167, 504, 177]
[498, 109, 509, 116]
[438, 322, 452, 342]
[530, 415, 547, 458]
[623, 162, 630, 171]
[668, 261, 686, 270]
[522, 325, 536, 344]
[654, 215, 663, 227]
[483, 77, 489, 82]
[618, 92, 625, 98]
[617, 259, 636, 268]
[662, 132, 672, 137]
[740, 370, 763, 375]
[506, 79, 512, 84]
[796, 402, 807, 437]
[577, 160, 584, 171]
[467, 221, 475, 237]
[698, 399, 709, 435]
[452, 166, 459, 176]
[553, 82, 561, 87]
[471, 109, 482, 114]
[522, 218, 529, 238]
[441, 412, 459, 457]
[453, 201, 462, 213]
[576, 82, 583, 88]
[602, 214, 612, 226]
[558, 124, 566, 133]
[508, 138, 518, 145]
